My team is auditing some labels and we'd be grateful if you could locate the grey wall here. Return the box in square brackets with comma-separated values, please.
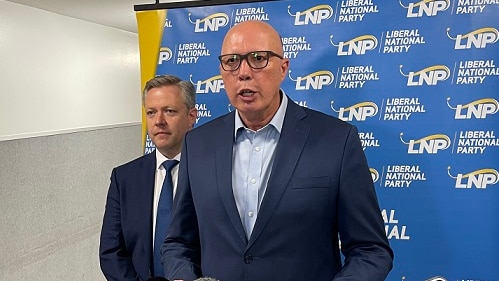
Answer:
[0, 1, 143, 280]
[0, 124, 142, 280]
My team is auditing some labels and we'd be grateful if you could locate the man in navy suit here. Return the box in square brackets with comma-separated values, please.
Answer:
[99, 75, 197, 280]
[162, 21, 393, 281]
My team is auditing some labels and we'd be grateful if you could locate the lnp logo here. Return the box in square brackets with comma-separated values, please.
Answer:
[189, 12, 229, 32]
[331, 101, 379, 121]
[448, 167, 499, 189]
[399, 64, 450, 86]
[425, 277, 448, 281]
[447, 27, 499, 50]
[330, 34, 378, 56]
[370, 168, 380, 183]
[447, 97, 499, 119]
[399, 0, 450, 17]
[288, 4, 333, 25]
[289, 70, 334, 90]
[189, 74, 224, 94]
[400, 133, 451, 154]
[158, 47, 173, 64]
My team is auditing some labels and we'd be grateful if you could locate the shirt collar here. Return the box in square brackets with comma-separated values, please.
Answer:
[155, 149, 181, 169]
[234, 90, 288, 138]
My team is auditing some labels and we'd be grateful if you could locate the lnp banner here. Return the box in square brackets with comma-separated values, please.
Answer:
[136, 1, 499, 280]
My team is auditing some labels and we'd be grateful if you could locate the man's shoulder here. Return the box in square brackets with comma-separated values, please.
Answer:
[189, 112, 232, 136]
[291, 102, 353, 131]
[114, 152, 155, 172]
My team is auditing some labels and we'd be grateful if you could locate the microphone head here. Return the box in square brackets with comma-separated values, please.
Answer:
[194, 278, 219, 281]
[146, 278, 169, 281]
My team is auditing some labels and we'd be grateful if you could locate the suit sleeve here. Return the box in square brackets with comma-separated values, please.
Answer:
[99, 168, 141, 281]
[334, 125, 394, 281]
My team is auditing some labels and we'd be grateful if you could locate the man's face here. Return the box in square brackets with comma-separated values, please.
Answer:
[220, 22, 289, 123]
[144, 85, 196, 158]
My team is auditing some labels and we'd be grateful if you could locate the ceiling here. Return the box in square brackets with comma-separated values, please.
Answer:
[5, 0, 197, 34]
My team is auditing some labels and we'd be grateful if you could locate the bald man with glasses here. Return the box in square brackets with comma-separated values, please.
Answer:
[161, 20, 393, 281]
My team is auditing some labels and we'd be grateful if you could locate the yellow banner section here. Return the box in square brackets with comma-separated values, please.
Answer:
[136, 9, 167, 151]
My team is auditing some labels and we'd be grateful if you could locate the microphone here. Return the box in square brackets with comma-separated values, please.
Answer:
[146, 278, 169, 281]
[194, 278, 219, 281]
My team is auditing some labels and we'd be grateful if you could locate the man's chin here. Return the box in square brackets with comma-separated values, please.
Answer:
[152, 137, 170, 148]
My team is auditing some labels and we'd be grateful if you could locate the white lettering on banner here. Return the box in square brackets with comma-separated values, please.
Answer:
[358, 132, 380, 150]
[158, 47, 173, 64]
[456, 5, 486, 13]
[234, 7, 270, 23]
[456, 60, 499, 84]
[192, 75, 224, 94]
[144, 135, 156, 154]
[447, 97, 499, 119]
[176, 42, 211, 65]
[383, 29, 426, 53]
[339, 65, 379, 88]
[331, 35, 378, 56]
[331, 101, 378, 121]
[402, 0, 450, 17]
[381, 209, 410, 240]
[383, 98, 426, 120]
[290, 70, 334, 90]
[295, 101, 308, 108]
[456, 0, 499, 14]
[235, 7, 265, 15]
[400, 64, 450, 86]
[448, 167, 499, 189]
[400, 133, 451, 154]
[448, 27, 499, 50]
[456, 131, 499, 154]
[195, 104, 212, 124]
[289, 5, 333, 25]
[338, 0, 379, 22]
[282, 36, 312, 59]
[191, 13, 229, 32]
[383, 165, 427, 188]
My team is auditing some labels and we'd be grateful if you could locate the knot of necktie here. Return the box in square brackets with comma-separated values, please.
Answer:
[162, 159, 179, 173]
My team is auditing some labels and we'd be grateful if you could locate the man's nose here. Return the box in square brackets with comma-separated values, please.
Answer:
[154, 113, 166, 125]
[237, 58, 252, 80]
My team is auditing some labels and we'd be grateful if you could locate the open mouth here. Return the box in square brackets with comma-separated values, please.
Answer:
[240, 89, 255, 97]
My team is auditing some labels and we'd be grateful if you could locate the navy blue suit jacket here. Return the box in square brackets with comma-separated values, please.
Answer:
[162, 98, 393, 281]
[99, 151, 157, 281]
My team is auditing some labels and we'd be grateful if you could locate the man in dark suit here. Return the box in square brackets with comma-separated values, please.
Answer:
[99, 75, 197, 280]
[161, 21, 393, 281]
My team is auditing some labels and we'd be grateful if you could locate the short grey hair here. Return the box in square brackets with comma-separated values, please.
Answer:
[142, 75, 196, 110]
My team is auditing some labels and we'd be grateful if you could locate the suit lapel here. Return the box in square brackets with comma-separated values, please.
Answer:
[248, 101, 310, 247]
[216, 112, 248, 244]
[136, 152, 156, 269]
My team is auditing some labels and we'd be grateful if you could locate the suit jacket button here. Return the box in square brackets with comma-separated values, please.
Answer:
[244, 255, 253, 264]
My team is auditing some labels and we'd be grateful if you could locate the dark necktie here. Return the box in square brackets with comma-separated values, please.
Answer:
[153, 159, 179, 277]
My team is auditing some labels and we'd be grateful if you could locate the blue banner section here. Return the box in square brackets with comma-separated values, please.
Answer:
[145, 1, 499, 280]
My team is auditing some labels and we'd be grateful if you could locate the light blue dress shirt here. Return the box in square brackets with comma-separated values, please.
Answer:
[232, 93, 288, 238]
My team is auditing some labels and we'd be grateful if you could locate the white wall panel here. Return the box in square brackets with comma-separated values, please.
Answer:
[0, 0, 141, 141]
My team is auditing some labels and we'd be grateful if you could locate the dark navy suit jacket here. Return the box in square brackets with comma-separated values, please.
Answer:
[162, 98, 393, 281]
[99, 151, 157, 281]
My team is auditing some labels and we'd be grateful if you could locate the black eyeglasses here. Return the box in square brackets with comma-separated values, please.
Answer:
[218, 51, 284, 71]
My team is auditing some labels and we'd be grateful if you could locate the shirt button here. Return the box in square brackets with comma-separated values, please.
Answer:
[255, 146, 261, 152]
[251, 178, 256, 184]
[248, 211, 254, 217]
